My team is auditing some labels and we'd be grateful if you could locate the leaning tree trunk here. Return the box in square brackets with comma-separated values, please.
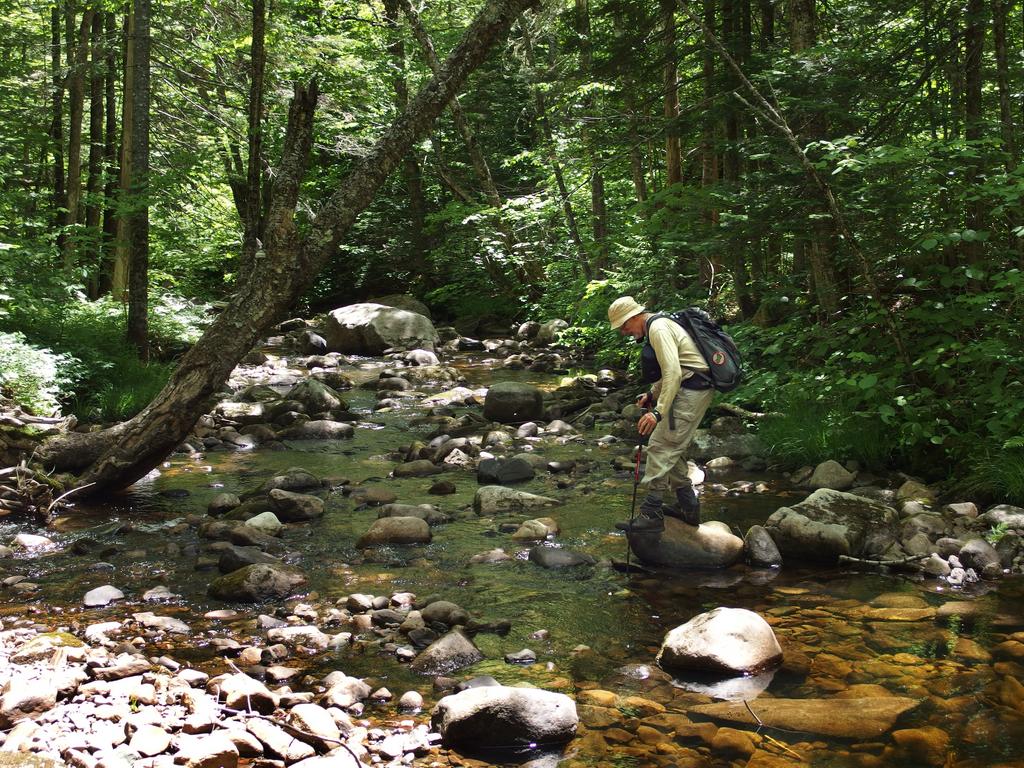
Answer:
[39, 0, 542, 494]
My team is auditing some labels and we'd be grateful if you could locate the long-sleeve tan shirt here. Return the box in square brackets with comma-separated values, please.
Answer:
[647, 315, 710, 417]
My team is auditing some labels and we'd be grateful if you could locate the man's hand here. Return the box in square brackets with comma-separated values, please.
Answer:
[635, 391, 653, 408]
[637, 411, 659, 436]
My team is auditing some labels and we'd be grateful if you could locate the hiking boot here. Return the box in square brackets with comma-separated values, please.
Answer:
[616, 494, 665, 534]
[666, 485, 700, 527]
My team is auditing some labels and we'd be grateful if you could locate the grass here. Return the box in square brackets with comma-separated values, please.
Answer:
[958, 448, 1024, 507]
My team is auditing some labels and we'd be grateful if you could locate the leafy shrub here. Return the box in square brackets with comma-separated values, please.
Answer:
[0, 331, 78, 416]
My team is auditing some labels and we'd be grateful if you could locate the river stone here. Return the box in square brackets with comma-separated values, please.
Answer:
[129, 723, 172, 757]
[214, 672, 279, 714]
[325, 303, 439, 354]
[13, 533, 53, 550]
[959, 539, 1001, 577]
[923, 553, 952, 577]
[534, 319, 568, 346]
[477, 457, 535, 485]
[85, 585, 125, 607]
[528, 546, 595, 569]
[688, 430, 763, 461]
[378, 503, 449, 526]
[261, 468, 321, 493]
[356, 517, 431, 548]
[482, 382, 544, 424]
[657, 607, 783, 675]
[943, 502, 978, 518]
[268, 488, 325, 521]
[409, 630, 483, 675]
[473, 486, 559, 515]
[763, 488, 899, 563]
[286, 379, 347, 413]
[627, 519, 744, 569]
[208, 564, 308, 602]
[505, 519, 555, 543]
[218, 545, 282, 574]
[214, 401, 266, 425]
[245, 511, 284, 537]
[246, 717, 316, 762]
[420, 600, 469, 627]
[11, 632, 84, 664]
[267, 626, 331, 651]
[979, 504, 1024, 528]
[744, 525, 782, 567]
[689, 697, 920, 739]
[174, 733, 239, 768]
[288, 703, 341, 747]
[349, 486, 398, 506]
[807, 460, 855, 491]
[208, 493, 241, 516]
[321, 672, 372, 709]
[368, 293, 432, 319]
[393, 459, 442, 478]
[431, 686, 577, 749]
[897, 480, 937, 504]
[279, 420, 355, 440]
[0, 683, 57, 728]
[516, 321, 540, 340]
[406, 348, 440, 366]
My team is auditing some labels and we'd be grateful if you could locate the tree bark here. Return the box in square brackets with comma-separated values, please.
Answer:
[85, 9, 104, 296]
[662, 0, 682, 187]
[126, 0, 150, 359]
[575, 0, 608, 270]
[700, 0, 720, 289]
[50, 3, 67, 254]
[112, 6, 134, 299]
[991, 0, 1017, 166]
[65, 8, 94, 269]
[962, 0, 985, 263]
[41, 0, 542, 493]
[239, 0, 267, 278]
[98, 9, 119, 296]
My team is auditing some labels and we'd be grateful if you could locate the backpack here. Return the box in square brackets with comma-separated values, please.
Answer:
[640, 308, 743, 393]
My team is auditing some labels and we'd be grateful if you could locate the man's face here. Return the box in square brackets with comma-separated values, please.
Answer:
[617, 314, 644, 341]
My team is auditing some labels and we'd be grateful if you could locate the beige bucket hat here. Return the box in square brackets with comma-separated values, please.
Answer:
[608, 296, 646, 330]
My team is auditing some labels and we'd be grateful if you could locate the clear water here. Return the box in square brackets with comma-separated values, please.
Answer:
[3, 353, 1022, 767]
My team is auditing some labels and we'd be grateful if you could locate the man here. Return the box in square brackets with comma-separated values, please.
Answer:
[608, 296, 715, 533]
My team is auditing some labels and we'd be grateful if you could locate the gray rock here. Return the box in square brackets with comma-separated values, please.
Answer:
[516, 321, 540, 340]
[208, 493, 241, 516]
[477, 457, 535, 485]
[628, 519, 744, 569]
[744, 525, 782, 567]
[959, 539, 1001, 577]
[0, 682, 57, 728]
[208, 564, 308, 602]
[406, 348, 440, 366]
[246, 717, 316, 762]
[979, 504, 1024, 529]
[393, 459, 442, 478]
[300, 330, 327, 355]
[657, 607, 783, 675]
[287, 703, 341, 748]
[356, 517, 431, 548]
[512, 518, 559, 541]
[278, 420, 354, 440]
[431, 686, 577, 749]
[483, 382, 544, 424]
[807, 460, 856, 491]
[174, 733, 239, 768]
[410, 630, 483, 675]
[535, 319, 568, 346]
[944, 502, 979, 518]
[214, 672, 279, 714]
[267, 625, 331, 651]
[896, 480, 937, 504]
[900, 513, 947, 542]
[527, 546, 595, 569]
[368, 293, 432, 319]
[473, 486, 559, 516]
[218, 545, 282, 574]
[325, 303, 439, 354]
[378, 503, 449, 526]
[84, 585, 124, 607]
[764, 488, 899, 563]
[320, 673, 371, 709]
[245, 511, 284, 537]
[922, 553, 952, 577]
[268, 488, 325, 522]
[260, 468, 322, 493]
[420, 600, 469, 627]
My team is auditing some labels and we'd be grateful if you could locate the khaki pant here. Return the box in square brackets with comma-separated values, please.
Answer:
[641, 387, 715, 494]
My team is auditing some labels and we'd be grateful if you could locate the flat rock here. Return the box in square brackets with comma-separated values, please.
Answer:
[628, 519, 744, 569]
[690, 697, 920, 739]
[356, 516, 431, 548]
[84, 585, 125, 607]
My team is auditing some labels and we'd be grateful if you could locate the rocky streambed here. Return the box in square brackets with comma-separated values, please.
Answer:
[1, 310, 1024, 768]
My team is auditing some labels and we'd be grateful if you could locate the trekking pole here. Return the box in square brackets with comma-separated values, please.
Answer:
[624, 435, 645, 573]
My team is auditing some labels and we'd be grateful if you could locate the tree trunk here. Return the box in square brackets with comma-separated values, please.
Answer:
[383, 0, 430, 280]
[50, 3, 67, 254]
[662, 0, 681, 187]
[239, 0, 267, 278]
[98, 9, 118, 296]
[65, 8, 94, 269]
[787, 0, 839, 316]
[575, 0, 608, 271]
[85, 9, 104, 297]
[126, 0, 150, 359]
[112, 7, 133, 299]
[963, 0, 985, 262]
[700, 0, 720, 289]
[40, 0, 541, 493]
[992, 0, 1017, 166]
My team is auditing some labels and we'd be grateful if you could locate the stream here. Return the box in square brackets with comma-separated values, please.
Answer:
[2, 348, 1022, 768]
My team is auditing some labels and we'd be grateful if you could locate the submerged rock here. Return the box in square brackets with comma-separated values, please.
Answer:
[208, 564, 308, 602]
[690, 697, 920, 739]
[356, 517, 431, 548]
[473, 486, 559, 515]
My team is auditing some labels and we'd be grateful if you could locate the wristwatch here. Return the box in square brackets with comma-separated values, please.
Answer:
[650, 409, 663, 423]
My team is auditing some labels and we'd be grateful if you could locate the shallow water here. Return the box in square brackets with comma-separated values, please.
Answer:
[3, 353, 1023, 767]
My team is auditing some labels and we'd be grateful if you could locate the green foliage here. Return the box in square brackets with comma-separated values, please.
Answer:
[960, 448, 1024, 507]
[985, 522, 1011, 546]
[0, 331, 76, 416]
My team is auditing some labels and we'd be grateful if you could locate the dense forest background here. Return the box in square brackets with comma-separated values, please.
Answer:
[0, 0, 1021, 501]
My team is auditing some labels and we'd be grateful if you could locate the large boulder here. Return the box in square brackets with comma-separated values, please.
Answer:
[482, 382, 544, 424]
[367, 293, 432, 319]
[208, 564, 308, 602]
[979, 504, 1024, 528]
[431, 686, 577, 749]
[657, 607, 783, 676]
[763, 488, 899, 563]
[324, 303, 438, 355]
[627, 519, 744, 569]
